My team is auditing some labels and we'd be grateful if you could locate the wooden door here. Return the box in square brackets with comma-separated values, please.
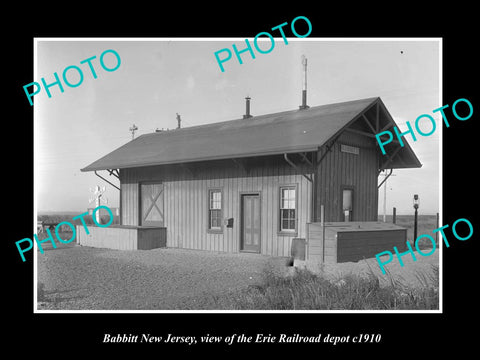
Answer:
[140, 183, 164, 226]
[241, 194, 261, 253]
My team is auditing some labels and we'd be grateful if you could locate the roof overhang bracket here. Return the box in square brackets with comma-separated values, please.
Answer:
[378, 145, 402, 173]
[379, 122, 394, 133]
[94, 170, 120, 191]
[299, 152, 313, 167]
[107, 169, 119, 179]
[345, 128, 376, 138]
[232, 158, 249, 175]
[180, 163, 196, 178]
[362, 114, 377, 134]
[317, 134, 340, 166]
[284, 153, 313, 183]
[378, 169, 393, 189]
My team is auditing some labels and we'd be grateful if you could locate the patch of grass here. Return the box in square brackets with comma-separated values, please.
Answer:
[381, 214, 440, 250]
[213, 266, 439, 310]
[36, 282, 63, 309]
[37, 282, 46, 302]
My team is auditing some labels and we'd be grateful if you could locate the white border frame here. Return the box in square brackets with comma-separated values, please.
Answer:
[33, 37, 443, 314]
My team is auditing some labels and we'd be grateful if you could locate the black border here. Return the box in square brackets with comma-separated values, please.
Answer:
[6, 5, 479, 355]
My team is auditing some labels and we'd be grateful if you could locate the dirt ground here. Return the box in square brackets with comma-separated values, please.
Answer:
[36, 245, 288, 310]
[36, 244, 440, 311]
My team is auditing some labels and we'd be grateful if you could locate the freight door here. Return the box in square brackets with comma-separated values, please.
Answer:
[140, 182, 164, 226]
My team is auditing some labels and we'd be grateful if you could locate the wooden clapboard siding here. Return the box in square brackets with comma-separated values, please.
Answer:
[305, 223, 337, 264]
[306, 221, 407, 263]
[120, 155, 311, 257]
[336, 230, 407, 262]
[315, 130, 378, 222]
[120, 173, 139, 226]
[76, 225, 166, 250]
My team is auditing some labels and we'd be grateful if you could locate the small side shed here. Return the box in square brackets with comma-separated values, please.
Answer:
[305, 221, 407, 264]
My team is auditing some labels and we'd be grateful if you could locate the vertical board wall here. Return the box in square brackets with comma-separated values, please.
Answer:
[315, 130, 379, 222]
[120, 156, 312, 257]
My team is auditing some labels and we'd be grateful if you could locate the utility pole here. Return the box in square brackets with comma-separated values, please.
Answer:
[383, 175, 387, 222]
[129, 124, 138, 140]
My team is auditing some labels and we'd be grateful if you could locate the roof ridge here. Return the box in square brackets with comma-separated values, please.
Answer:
[81, 96, 396, 172]
[137, 97, 380, 139]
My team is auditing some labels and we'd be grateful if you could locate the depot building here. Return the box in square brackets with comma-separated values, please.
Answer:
[78, 96, 421, 264]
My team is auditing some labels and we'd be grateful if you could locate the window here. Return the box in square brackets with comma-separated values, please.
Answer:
[342, 187, 354, 222]
[208, 189, 222, 230]
[280, 186, 296, 232]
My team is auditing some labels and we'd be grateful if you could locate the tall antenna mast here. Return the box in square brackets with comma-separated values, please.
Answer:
[129, 124, 138, 140]
[299, 55, 309, 110]
[176, 113, 182, 129]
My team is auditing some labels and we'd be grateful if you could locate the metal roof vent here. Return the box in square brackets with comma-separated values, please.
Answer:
[299, 55, 310, 110]
[243, 96, 253, 119]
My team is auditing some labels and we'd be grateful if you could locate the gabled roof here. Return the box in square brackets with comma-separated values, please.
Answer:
[81, 97, 421, 172]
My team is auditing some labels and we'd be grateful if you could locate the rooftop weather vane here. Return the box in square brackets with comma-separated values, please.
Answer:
[129, 124, 138, 140]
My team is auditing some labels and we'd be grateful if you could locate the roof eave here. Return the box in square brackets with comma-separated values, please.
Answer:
[80, 144, 320, 172]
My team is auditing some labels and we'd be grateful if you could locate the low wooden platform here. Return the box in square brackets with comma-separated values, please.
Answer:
[305, 221, 407, 264]
[76, 225, 167, 250]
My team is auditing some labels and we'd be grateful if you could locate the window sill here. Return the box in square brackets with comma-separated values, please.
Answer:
[277, 231, 298, 237]
[207, 229, 224, 234]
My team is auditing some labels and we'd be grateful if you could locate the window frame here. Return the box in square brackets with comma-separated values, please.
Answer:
[341, 185, 355, 222]
[278, 184, 298, 236]
[207, 188, 224, 233]
[138, 181, 164, 227]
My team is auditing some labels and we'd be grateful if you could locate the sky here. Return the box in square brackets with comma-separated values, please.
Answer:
[35, 38, 440, 215]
